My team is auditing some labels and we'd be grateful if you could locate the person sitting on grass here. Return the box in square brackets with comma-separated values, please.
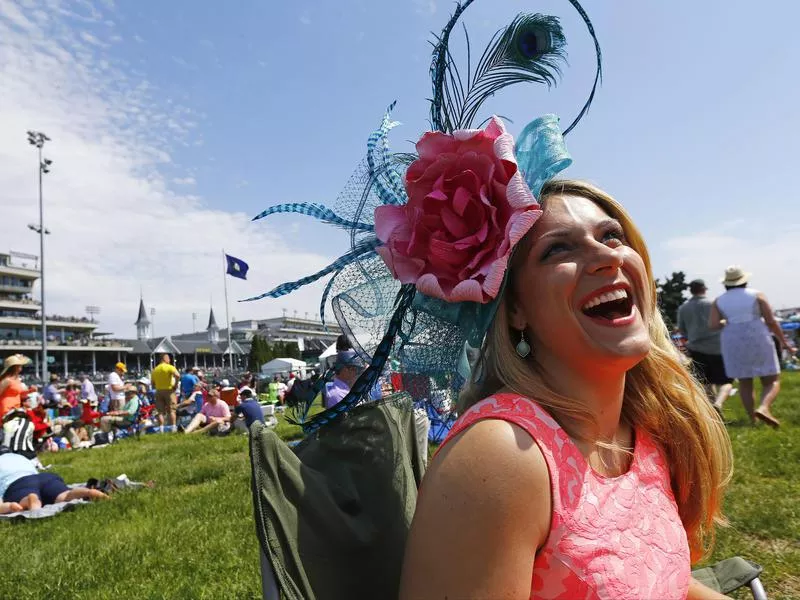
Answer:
[176, 382, 205, 421]
[0, 449, 107, 514]
[232, 386, 264, 432]
[99, 384, 139, 433]
[323, 350, 364, 409]
[182, 389, 231, 435]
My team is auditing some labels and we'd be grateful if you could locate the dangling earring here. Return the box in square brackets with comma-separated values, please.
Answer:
[515, 330, 531, 358]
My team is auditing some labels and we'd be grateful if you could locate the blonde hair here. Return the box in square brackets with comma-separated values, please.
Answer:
[460, 179, 732, 562]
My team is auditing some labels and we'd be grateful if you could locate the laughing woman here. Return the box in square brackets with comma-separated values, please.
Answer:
[400, 180, 733, 599]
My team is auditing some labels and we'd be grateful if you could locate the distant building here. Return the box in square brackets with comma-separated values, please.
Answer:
[120, 302, 246, 374]
[0, 250, 132, 377]
[227, 315, 343, 360]
[1, 250, 341, 379]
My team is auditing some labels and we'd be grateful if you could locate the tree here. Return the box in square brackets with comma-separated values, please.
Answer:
[656, 271, 689, 329]
[247, 336, 272, 371]
[247, 336, 261, 371]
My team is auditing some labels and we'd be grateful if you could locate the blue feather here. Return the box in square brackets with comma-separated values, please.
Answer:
[251, 202, 373, 232]
[241, 238, 381, 302]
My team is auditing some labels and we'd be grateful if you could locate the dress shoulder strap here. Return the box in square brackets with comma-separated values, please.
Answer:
[439, 393, 585, 512]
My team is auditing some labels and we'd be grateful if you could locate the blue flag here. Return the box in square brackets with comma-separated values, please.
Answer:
[225, 254, 249, 280]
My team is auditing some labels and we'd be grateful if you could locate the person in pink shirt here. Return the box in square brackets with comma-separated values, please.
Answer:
[182, 389, 231, 435]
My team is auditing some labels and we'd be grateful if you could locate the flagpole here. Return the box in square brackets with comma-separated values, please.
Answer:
[222, 249, 233, 372]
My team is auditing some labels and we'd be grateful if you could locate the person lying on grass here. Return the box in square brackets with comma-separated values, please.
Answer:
[182, 389, 231, 435]
[0, 449, 107, 514]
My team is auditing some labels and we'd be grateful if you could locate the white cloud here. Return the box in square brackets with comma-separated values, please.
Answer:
[172, 176, 196, 186]
[0, 1, 335, 338]
[133, 33, 143, 43]
[299, 10, 311, 25]
[412, 0, 436, 16]
[171, 55, 197, 70]
[79, 30, 106, 47]
[0, 0, 34, 31]
[660, 219, 800, 310]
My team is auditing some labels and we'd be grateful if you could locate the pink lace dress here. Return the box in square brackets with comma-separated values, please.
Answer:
[440, 394, 690, 599]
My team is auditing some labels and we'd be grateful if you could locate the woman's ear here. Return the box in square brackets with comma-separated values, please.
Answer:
[507, 296, 527, 331]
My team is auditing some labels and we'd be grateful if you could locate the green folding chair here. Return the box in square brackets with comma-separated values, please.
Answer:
[692, 556, 766, 599]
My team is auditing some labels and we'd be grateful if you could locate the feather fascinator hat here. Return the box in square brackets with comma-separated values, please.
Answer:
[247, 0, 602, 433]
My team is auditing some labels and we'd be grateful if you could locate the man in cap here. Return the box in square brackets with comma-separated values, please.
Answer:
[106, 362, 127, 412]
[232, 386, 265, 431]
[323, 350, 364, 409]
[677, 279, 734, 410]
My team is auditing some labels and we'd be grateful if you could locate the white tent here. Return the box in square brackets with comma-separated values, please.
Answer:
[318, 342, 338, 369]
[260, 357, 307, 378]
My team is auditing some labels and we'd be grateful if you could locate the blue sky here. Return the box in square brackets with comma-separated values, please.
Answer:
[1, 0, 799, 337]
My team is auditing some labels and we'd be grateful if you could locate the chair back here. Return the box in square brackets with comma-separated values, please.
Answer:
[250, 394, 426, 600]
[220, 387, 238, 407]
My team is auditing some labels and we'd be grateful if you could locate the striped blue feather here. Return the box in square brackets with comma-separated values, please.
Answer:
[241, 237, 381, 302]
[366, 102, 407, 207]
[251, 202, 374, 232]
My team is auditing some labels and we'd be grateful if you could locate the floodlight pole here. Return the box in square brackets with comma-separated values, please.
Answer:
[28, 130, 51, 382]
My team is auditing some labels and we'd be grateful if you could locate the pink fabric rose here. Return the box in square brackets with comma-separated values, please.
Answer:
[374, 116, 541, 304]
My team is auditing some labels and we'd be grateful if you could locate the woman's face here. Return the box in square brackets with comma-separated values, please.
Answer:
[509, 194, 651, 375]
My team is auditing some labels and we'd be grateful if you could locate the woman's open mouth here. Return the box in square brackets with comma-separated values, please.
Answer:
[580, 286, 635, 324]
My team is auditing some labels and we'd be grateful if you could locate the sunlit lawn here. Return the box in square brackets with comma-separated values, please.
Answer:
[2, 374, 799, 598]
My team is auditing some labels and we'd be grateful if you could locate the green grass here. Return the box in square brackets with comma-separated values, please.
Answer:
[3, 374, 800, 598]
[703, 371, 800, 598]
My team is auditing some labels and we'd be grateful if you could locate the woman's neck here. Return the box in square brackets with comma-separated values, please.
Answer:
[539, 361, 627, 443]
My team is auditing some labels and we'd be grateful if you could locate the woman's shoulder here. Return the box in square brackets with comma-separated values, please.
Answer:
[431, 394, 553, 501]
[424, 413, 551, 538]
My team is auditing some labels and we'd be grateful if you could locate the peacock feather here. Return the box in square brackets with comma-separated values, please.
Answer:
[429, 0, 601, 135]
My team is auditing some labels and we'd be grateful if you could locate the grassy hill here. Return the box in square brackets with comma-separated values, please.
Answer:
[3, 373, 799, 598]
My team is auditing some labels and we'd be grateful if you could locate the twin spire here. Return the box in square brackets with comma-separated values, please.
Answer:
[135, 296, 218, 342]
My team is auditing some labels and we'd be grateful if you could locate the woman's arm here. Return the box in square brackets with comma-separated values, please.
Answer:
[399, 419, 551, 600]
[708, 301, 724, 331]
[757, 294, 791, 351]
[687, 576, 732, 599]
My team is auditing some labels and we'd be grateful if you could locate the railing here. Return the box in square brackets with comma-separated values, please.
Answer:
[0, 283, 34, 291]
[0, 298, 40, 306]
[0, 314, 96, 324]
[0, 339, 128, 348]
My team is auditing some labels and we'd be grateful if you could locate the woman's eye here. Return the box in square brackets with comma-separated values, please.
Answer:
[542, 242, 570, 259]
[602, 229, 626, 246]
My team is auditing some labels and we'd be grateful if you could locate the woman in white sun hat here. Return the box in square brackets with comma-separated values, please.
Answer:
[710, 265, 792, 427]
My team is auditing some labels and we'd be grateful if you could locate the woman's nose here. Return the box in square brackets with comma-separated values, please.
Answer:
[586, 241, 624, 274]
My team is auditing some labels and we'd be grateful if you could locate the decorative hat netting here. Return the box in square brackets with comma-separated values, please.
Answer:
[245, 0, 601, 434]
